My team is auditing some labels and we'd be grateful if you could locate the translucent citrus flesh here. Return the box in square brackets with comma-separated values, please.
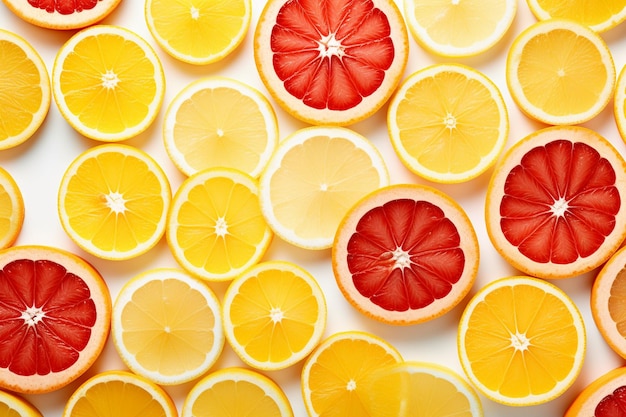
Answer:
[0, 168, 23, 249]
[529, 0, 626, 32]
[609, 267, 626, 337]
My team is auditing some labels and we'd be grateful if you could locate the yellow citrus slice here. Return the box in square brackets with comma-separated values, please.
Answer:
[458, 276, 586, 406]
[222, 260, 327, 371]
[52, 25, 165, 142]
[404, 0, 516, 57]
[163, 76, 278, 178]
[0, 29, 50, 150]
[387, 63, 508, 183]
[301, 330, 404, 417]
[0, 389, 43, 416]
[166, 167, 272, 281]
[182, 367, 294, 417]
[506, 19, 615, 125]
[145, 0, 251, 65]
[254, 0, 409, 126]
[259, 126, 389, 250]
[564, 366, 626, 416]
[0, 166, 24, 250]
[526, 0, 626, 32]
[1, 0, 121, 30]
[58, 144, 171, 261]
[63, 370, 177, 417]
[613, 64, 626, 144]
[112, 268, 225, 385]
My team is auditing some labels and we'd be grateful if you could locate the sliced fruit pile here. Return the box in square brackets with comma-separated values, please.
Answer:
[3, 0, 626, 416]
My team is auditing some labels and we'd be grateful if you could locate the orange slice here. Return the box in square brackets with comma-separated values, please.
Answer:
[0, 245, 111, 394]
[565, 366, 626, 416]
[2, 0, 121, 30]
[485, 126, 626, 279]
[0, 389, 43, 416]
[526, 0, 626, 32]
[613, 64, 626, 145]
[0, 166, 24, 250]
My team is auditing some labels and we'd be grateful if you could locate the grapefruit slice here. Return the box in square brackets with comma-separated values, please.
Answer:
[0, 245, 111, 394]
[2, 0, 122, 30]
[254, 0, 409, 126]
[485, 126, 626, 279]
[332, 184, 479, 325]
[565, 366, 626, 416]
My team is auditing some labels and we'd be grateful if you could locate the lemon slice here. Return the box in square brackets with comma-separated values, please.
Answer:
[526, 0, 626, 32]
[0, 166, 24, 249]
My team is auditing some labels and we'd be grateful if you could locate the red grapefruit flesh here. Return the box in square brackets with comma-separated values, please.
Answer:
[332, 184, 479, 325]
[2, 0, 122, 29]
[0, 245, 111, 394]
[254, 0, 408, 126]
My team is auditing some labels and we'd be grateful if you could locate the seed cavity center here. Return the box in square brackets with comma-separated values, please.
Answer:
[105, 192, 127, 213]
[550, 196, 569, 217]
[102, 70, 120, 89]
[22, 305, 46, 326]
[318, 33, 345, 59]
[270, 307, 284, 323]
[214, 217, 228, 236]
[391, 247, 412, 269]
[510, 332, 530, 351]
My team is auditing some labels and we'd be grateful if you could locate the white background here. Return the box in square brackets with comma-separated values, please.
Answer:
[1, 0, 626, 415]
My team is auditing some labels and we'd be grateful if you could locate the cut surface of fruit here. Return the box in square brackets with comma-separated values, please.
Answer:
[301, 330, 404, 417]
[254, 0, 409, 125]
[0, 245, 111, 394]
[387, 63, 508, 183]
[506, 19, 615, 125]
[565, 366, 626, 417]
[52, 25, 165, 141]
[112, 268, 225, 385]
[458, 276, 586, 406]
[222, 260, 327, 370]
[163, 76, 278, 178]
[2, 0, 122, 30]
[0, 389, 43, 417]
[0, 166, 24, 250]
[404, 0, 516, 57]
[167, 167, 272, 281]
[63, 370, 177, 417]
[182, 367, 294, 417]
[614, 64, 626, 145]
[485, 126, 626, 279]
[0, 29, 50, 150]
[146, 0, 251, 65]
[58, 144, 171, 261]
[333, 184, 479, 325]
[526, 0, 626, 32]
[259, 126, 389, 250]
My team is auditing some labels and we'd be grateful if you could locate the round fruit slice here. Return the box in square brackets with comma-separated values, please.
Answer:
[0, 166, 24, 250]
[182, 367, 294, 417]
[112, 268, 225, 385]
[2, 0, 121, 30]
[565, 366, 626, 416]
[52, 25, 165, 142]
[458, 276, 586, 406]
[58, 144, 171, 261]
[63, 370, 177, 417]
[526, 0, 626, 33]
[222, 261, 327, 371]
[506, 19, 615, 125]
[163, 77, 278, 178]
[0, 29, 50, 150]
[333, 184, 479, 325]
[254, 0, 409, 126]
[145, 0, 251, 65]
[0, 245, 111, 394]
[485, 126, 626, 279]
[387, 63, 508, 183]
[166, 167, 272, 281]
[404, 0, 516, 57]
[0, 389, 43, 416]
[614, 64, 626, 144]
[259, 126, 389, 250]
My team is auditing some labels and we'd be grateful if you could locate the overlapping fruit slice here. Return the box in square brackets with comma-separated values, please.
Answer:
[2, 0, 122, 30]
[565, 366, 626, 416]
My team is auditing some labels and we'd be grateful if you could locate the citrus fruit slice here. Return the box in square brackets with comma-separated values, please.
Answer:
[301, 330, 404, 417]
[259, 126, 389, 250]
[526, 0, 626, 32]
[254, 0, 409, 126]
[163, 76, 278, 178]
[0, 166, 24, 250]
[333, 184, 479, 325]
[387, 63, 508, 183]
[403, 0, 516, 57]
[613, 64, 626, 144]
[1, 0, 121, 30]
[63, 370, 177, 417]
[485, 126, 626, 279]
[565, 366, 626, 416]
[166, 167, 272, 281]
[145, 0, 251, 65]
[112, 268, 225, 385]
[58, 144, 171, 261]
[0, 29, 50, 150]
[182, 367, 294, 417]
[52, 25, 165, 142]
[0, 245, 111, 394]
[0, 389, 43, 416]
[458, 276, 586, 406]
[222, 260, 327, 371]
[506, 19, 615, 125]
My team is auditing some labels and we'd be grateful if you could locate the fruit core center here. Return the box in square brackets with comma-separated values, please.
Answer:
[443, 113, 457, 130]
[550, 196, 569, 217]
[391, 247, 411, 269]
[190, 6, 200, 20]
[318, 33, 345, 59]
[451, 0, 460, 5]
[269, 307, 284, 323]
[105, 192, 127, 213]
[21, 305, 46, 326]
[346, 379, 357, 391]
[101, 70, 120, 89]
[214, 217, 228, 236]
[510, 332, 530, 351]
